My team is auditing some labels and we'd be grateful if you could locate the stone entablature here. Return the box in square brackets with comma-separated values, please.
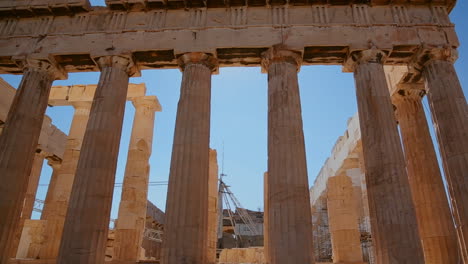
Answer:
[0, 4, 458, 73]
[0, 0, 457, 16]
[0, 0, 91, 18]
[105, 0, 457, 10]
[48, 83, 147, 106]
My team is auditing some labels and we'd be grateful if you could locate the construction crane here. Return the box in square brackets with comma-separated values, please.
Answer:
[218, 175, 261, 245]
[33, 199, 44, 213]
[143, 228, 163, 242]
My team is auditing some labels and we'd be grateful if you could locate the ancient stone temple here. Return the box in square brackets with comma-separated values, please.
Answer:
[0, 0, 467, 264]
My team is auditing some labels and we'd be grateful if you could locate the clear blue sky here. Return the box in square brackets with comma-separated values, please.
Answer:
[1, 1, 467, 221]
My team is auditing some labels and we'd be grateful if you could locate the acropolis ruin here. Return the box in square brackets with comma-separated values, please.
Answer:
[0, 0, 467, 264]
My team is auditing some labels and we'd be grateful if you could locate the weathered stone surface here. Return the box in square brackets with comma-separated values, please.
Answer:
[353, 49, 423, 264]
[10, 151, 47, 258]
[39, 83, 145, 260]
[113, 96, 161, 262]
[327, 175, 364, 264]
[57, 55, 134, 263]
[309, 114, 373, 263]
[0, 59, 64, 264]
[420, 50, 468, 262]
[15, 220, 46, 259]
[48, 83, 146, 106]
[218, 247, 266, 264]
[262, 46, 314, 264]
[161, 52, 216, 264]
[393, 86, 459, 263]
[0, 5, 459, 73]
[262, 172, 269, 262]
[207, 149, 219, 264]
[38, 102, 93, 260]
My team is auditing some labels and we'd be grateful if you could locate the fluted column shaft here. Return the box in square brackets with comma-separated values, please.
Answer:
[41, 159, 62, 220]
[262, 47, 314, 264]
[207, 149, 219, 264]
[421, 52, 468, 261]
[114, 96, 160, 262]
[263, 172, 269, 262]
[10, 151, 47, 257]
[352, 49, 424, 264]
[23, 152, 47, 220]
[0, 60, 62, 264]
[327, 175, 364, 263]
[39, 101, 92, 259]
[394, 89, 459, 263]
[161, 53, 216, 264]
[57, 56, 133, 263]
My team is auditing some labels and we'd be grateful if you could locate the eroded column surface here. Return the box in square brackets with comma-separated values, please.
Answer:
[262, 46, 314, 264]
[57, 56, 135, 263]
[393, 87, 459, 263]
[418, 48, 468, 261]
[352, 49, 424, 264]
[207, 149, 219, 264]
[41, 159, 62, 220]
[0, 59, 64, 264]
[263, 172, 269, 262]
[327, 175, 364, 264]
[161, 53, 217, 264]
[39, 101, 92, 259]
[10, 151, 47, 257]
[113, 96, 161, 262]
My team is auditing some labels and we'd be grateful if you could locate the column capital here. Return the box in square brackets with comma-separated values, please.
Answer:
[94, 55, 140, 77]
[35, 149, 49, 159]
[392, 88, 426, 105]
[132, 96, 162, 112]
[261, 45, 302, 73]
[343, 48, 388, 72]
[177, 52, 218, 73]
[411, 46, 458, 72]
[46, 158, 62, 170]
[13, 56, 67, 80]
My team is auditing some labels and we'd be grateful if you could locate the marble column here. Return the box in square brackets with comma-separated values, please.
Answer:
[0, 59, 64, 263]
[57, 55, 135, 263]
[351, 49, 424, 264]
[393, 87, 459, 263]
[263, 172, 269, 262]
[39, 101, 92, 259]
[161, 52, 217, 264]
[10, 151, 47, 257]
[207, 149, 219, 264]
[261, 46, 315, 264]
[41, 159, 62, 220]
[418, 48, 468, 261]
[113, 96, 161, 262]
[327, 174, 364, 264]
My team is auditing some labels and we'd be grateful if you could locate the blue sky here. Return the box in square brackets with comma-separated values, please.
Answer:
[2, 1, 467, 221]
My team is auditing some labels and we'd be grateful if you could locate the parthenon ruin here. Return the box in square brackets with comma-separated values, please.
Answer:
[0, 0, 467, 264]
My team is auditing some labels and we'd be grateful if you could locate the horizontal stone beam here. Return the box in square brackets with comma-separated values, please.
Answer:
[37, 116, 67, 160]
[0, 5, 458, 73]
[99, 0, 457, 12]
[48, 83, 147, 106]
[0, 0, 91, 18]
